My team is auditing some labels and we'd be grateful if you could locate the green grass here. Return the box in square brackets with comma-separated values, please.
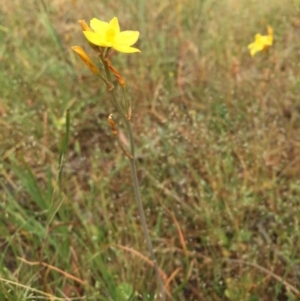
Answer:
[1, 0, 300, 300]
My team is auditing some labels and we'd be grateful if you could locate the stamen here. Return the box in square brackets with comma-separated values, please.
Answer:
[106, 29, 115, 43]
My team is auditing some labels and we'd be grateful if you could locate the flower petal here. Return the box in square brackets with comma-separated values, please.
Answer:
[115, 31, 140, 46]
[83, 31, 110, 47]
[248, 43, 264, 56]
[247, 42, 256, 50]
[260, 35, 272, 46]
[254, 34, 262, 42]
[109, 17, 120, 35]
[250, 48, 258, 57]
[90, 18, 108, 34]
[113, 43, 140, 53]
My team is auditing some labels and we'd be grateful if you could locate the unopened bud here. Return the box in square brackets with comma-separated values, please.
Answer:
[78, 20, 93, 32]
[107, 60, 126, 87]
[267, 25, 273, 37]
[108, 114, 118, 136]
[71, 46, 99, 74]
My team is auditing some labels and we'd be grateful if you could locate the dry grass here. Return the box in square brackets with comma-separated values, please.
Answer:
[1, 0, 300, 300]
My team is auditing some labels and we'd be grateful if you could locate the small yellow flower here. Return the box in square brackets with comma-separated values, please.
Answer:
[82, 17, 140, 53]
[71, 46, 99, 74]
[248, 26, 273, 57]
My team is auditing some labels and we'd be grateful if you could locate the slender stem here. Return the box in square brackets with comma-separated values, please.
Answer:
[58, 109, 70, 191]
[101, 57, 166, 301]
[121, 86, 131, 119]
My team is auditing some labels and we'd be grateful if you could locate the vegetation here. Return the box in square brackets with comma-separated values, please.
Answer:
[1, 0, 300, 300]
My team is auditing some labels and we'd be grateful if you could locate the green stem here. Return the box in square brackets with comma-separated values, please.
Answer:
[121, 86, 131, 118]
[101, 57, 166, 301]
[58, 109, 70, 190]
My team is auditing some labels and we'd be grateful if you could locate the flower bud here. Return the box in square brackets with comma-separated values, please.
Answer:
[78, 20, 93, 32]
[71, 46, 99, 74]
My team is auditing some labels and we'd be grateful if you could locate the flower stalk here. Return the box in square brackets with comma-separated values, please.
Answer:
[101, 54, 166, 301]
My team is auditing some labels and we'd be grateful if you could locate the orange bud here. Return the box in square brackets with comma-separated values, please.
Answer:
[108, 114, 118, 135]
[78, 20, 93, 32]
[267, 25, 273, 37]
[107, 60, 126, 87]
[71, 46, 99, 74]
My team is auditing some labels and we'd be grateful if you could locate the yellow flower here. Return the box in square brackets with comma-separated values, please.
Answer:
[248, 26, 273, 57]
[71, 46, 99, 74]
[82, 17, 140, 53]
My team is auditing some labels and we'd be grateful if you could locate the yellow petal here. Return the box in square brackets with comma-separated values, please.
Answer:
[83, 31, 109, 47]
[90, 18, 109, 34]
[109, 17, 120, 35]
[115, 31, 139, 46]
[250, 44, 263, 56]
[259, 35, 272, 46]
[113, 44, 140, 53]
[71, 46, 99, 74]
[247, 42, 255, 49]
[250, 48, 257, 57]
[254, 33, 262, 42]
